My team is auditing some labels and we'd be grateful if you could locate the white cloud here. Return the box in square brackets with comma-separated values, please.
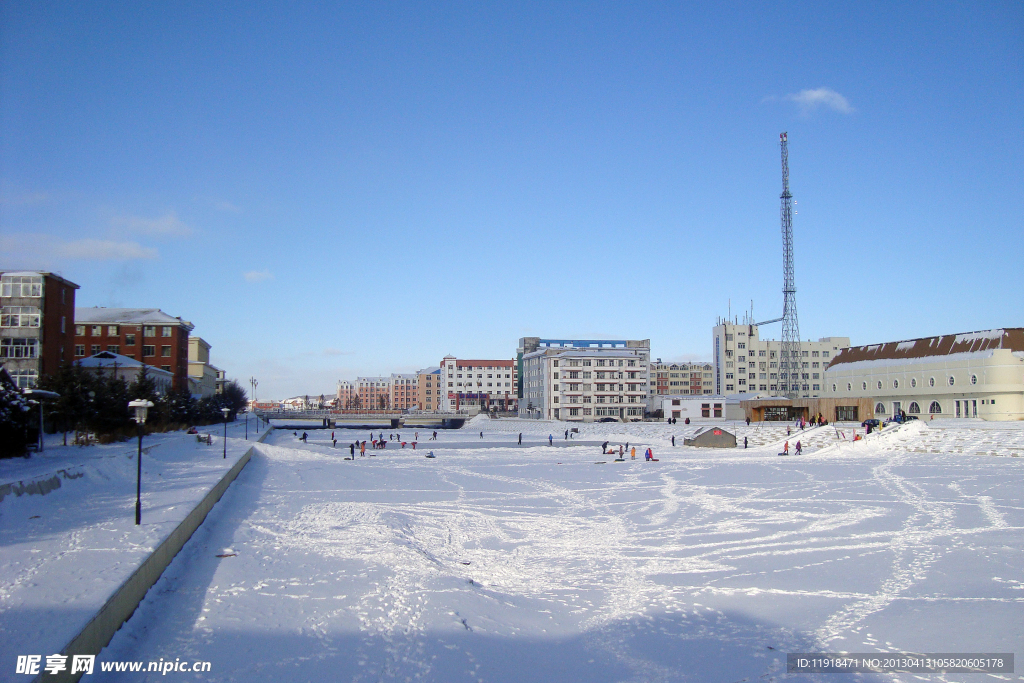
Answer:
[112, 212, 193, 237]
[244, 270, 274, 282]
[0, 234, 158, 265]
[784, 87, 854, 114]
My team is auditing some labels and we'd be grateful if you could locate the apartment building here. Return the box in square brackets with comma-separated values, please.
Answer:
[824, 328, 1024, 421]
[356, 376, 390, 410]
[416, 367, 442, 412]
[516, 338, 651, 402]
[187, 337, 221, 398]
[0, 271, 79, 388]
[519, 346, 649, 422]
[74, 307, 194, 390]
[712, 319, 849, 398]
[390, 373, 418, 411]
[440, 356, 517, 412]
[337, 380, 357, 409]
[648, 360, 714, 407]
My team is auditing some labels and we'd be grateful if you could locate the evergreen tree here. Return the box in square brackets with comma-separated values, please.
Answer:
[0, 375, 33, 457]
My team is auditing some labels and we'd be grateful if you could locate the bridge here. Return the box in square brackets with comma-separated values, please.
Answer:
[254, 410, 473, 430]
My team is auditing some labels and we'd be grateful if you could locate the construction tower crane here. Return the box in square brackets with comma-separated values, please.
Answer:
[754, 132, 802, 399]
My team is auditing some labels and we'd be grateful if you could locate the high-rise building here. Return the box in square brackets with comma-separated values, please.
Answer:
[712, 319, 848, 398]
[0, 271, 79, 387]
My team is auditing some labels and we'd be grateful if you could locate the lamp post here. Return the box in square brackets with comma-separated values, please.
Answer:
[221, 406, 230, 458]
[128, 399, 154, 525]
[250, 377, 259, 433]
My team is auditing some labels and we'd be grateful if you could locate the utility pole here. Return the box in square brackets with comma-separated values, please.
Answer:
[779, 132, 802, 399]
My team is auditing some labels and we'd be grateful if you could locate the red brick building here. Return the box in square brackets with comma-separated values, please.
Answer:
[74, 308, 194, 390]
[0, 271, 79, 387]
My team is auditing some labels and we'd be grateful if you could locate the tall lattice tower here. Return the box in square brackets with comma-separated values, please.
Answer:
[779, 132, 802, 398]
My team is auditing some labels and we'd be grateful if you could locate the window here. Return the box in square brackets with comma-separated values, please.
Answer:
[948, 376, 955, 386]
[10, 368, 38, 388]
[552, 360, 559, 367]
[877, 381, 882, 390]
[893, 379, 899, 389]
[875, 402, 886, 414]
[812, 351, 819, 357]
[0, 338, 39, 358]
[832, 384, 837, 392]
[162, 326, 173, 337]
[161, 365, 171, 372]
[908, 402, 920, 414]
[75, 325, 85, 336]
[161, 345, 172, 357]
[143, 345, 155, 357]
[75, 344, 85, 356]
[1, 275, 42, 297]
[738, 343, 745, 349]
[847, 383, 852, 391]
[911, 378, 917, 388]
[108, 326, 118, 336]
[970, 374, 977, 385]
[143, 326, 156, 337]
[929, 401, 942, 414]
[90, 344, 100, 355]
[125, 334, 136, 346]
[1, 306, 41, 327]
[107, 345, 119, 354]
[928, 377, 935, 387]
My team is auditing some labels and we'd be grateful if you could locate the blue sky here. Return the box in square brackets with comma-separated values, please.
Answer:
[2, 1, 1021, 399]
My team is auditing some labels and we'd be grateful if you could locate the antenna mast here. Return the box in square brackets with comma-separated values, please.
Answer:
[779, 132, 802, 399]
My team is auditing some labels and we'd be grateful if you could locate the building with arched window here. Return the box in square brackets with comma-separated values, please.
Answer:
[824, 329, 1024, 421]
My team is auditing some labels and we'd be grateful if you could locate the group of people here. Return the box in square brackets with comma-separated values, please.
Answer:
[598, 441, 657, 461]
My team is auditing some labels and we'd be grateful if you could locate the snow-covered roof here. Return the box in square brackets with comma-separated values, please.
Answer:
[76, 352, 174, 378]
[828, 328, 1024, 369]
[75, 307, 194, 330]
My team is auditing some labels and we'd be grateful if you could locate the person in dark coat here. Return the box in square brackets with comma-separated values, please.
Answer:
[518, 433, 522, 445]
[601, 441, 609, 454]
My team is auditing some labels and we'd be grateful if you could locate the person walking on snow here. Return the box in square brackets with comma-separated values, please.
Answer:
[549, 434, 553, 446]
[601, 441, 608, 454]
[630, 447, 636, 460]
[782, 440, 789, 455]
[350, 442, 355, 458]
[518, 433, 522, 445]
[795, 440, 802, 455]
[671, 435, 675, 447]
[744, 436, 748, 449]
[360, 441, 366, 457]
[564, 429, 568, 440]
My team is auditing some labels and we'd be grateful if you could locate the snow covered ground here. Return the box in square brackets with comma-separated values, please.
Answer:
[0, 419, 263, 669]
[90, 417, 1023, 682]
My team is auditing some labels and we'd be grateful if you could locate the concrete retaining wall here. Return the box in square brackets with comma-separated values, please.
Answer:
[43, 426, 274, 683]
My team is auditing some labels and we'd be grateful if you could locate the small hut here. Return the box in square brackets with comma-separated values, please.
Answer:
[683, 427, 737, 448]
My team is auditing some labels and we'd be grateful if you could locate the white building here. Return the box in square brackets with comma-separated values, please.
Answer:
[440, 356, 517, 412]
[824, 328, 1024, 421]
[713, 318, 849, 398]
[648, 360, 714, 407]
[520, 346, 649, 422]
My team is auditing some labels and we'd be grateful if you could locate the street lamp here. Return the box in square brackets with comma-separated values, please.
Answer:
[128, 399, 155, 525]
[221, 406, 230, 458]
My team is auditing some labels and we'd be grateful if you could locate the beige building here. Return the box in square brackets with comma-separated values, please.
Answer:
[520, 347, 649, 422]
[648, 361, 713, 407]
[440, 356, 517, 412]
[824, 328, 1024, 421]
[416, 367, 442, 411]
[713, 319, 849, 398]
[187, 337, 221, 398]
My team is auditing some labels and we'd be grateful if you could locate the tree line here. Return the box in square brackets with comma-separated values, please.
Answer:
[0, 363, 248, 457]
